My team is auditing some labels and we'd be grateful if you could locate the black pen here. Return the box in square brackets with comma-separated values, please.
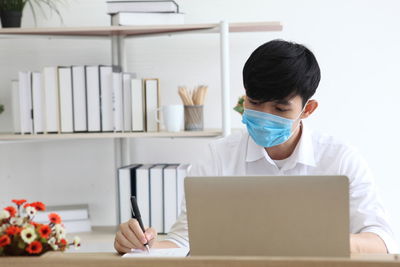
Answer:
[130, 196, 150, 253]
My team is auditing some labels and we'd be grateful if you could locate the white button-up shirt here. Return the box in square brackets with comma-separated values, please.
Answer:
[165, 124, 399, 253]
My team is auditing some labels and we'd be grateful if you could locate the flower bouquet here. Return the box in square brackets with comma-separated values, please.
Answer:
[0, 199, 80, 256]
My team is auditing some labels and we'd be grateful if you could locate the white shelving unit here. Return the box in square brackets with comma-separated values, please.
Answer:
[0, 21, 282, 139]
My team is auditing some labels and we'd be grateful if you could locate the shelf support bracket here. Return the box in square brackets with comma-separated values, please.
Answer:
[111, 32, 130, 225]
[220, 21, 231, 137]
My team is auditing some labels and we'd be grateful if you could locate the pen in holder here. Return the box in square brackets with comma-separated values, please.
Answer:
[178, 85, 208, 132]
[184, 105, 204, 131]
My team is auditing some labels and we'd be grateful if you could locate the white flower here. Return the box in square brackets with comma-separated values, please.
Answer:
[53, 224, 66, 241]
[10, 217, 23, 226]
[25, 206, 37, 217]
[48, 237, 59, 250]
[21, 226, 37, 244]
[0, 210, 10, 220]
[73, 236, 81, 249]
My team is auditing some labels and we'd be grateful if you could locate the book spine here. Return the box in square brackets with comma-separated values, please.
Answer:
[43, 67, 60, 133]
[58, 67, 74, 133]
[123, 73, 132, 132]
[18, 71, 33, 134]
[100, 66, 114, 132]
[86, 66, 101, 132]
[72, 66, 88, 132]
[131, 79, 144, 132]
[31, 72, 45, 133]
[144, 79, 159, 132]
[112, 72, 124, 132]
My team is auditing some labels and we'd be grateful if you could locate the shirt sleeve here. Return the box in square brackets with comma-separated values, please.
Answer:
[340, 146, 399, 253]
[164, 145, 218, 247]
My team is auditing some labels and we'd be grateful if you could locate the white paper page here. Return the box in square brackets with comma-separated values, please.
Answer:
[122, 247, 189, 258]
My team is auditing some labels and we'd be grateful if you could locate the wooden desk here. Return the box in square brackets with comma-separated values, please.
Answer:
[2, 252, 400, 267]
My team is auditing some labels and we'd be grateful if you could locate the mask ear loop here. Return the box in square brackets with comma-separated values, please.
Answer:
[291, 100, 310, 133]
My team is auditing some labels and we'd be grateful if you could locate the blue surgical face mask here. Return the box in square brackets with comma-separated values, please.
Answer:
[241, 106, 305, 148]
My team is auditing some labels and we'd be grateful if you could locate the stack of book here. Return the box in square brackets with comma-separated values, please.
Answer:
[12, 66, 161, 134]
[107, 0, 184, 26]
[34, 204, 91, 233]
[118, 163, 191, 233]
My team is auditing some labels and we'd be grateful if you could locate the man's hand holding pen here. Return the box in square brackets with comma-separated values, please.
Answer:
[114, 218, 156, 254]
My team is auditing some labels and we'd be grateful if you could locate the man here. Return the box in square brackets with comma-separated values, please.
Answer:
[114, 40, 398, 254]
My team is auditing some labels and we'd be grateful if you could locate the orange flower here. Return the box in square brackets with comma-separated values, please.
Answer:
[12, 199, 26, 206]
[30, 202, 46, 211]
[60, 239, 67, 246]
[26, 241, 42, 254]
[48, 213, 61, 224]
[4, 206, 16, 217]
[38, 225, 51, 239]
[5, 226, 21, 236]
[0, 235, 11, 247]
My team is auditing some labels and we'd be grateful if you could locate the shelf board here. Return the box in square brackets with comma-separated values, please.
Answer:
[0, 22, 282, 37]
[0, 130, 222, 140]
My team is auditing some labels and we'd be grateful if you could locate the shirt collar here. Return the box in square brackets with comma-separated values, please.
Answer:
[245, 122, 316, 168]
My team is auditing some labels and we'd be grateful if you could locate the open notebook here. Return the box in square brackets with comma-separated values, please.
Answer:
[122, 248, 189, 258]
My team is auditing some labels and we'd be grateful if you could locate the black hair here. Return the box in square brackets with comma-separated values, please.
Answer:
[242, 39, 321, 106]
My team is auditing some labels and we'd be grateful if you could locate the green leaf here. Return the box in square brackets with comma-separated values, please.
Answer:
[233, 105, 244, 115]
[17, 239, 26, 249]
[0, 104, 4, 114]
[27, 1, 38, 26]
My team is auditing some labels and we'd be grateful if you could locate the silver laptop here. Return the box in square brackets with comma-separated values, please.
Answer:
[185, 176, 349, 257]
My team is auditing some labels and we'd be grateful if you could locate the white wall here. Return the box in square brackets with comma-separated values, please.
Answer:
[1, 0, 400, 243]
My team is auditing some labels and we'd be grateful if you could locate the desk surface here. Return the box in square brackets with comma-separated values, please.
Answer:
[3, 228, 396, 267]
[2, 252, 400, 267]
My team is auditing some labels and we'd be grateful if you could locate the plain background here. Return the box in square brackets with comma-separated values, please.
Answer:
[0, 0, 399, 242]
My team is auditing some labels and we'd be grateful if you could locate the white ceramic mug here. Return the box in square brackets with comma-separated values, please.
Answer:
[155, 105, 184, 132]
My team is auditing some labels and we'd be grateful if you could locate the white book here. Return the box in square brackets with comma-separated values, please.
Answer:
[163, 164, 178, 233]
[150, 164, 167, 233]
[118, 165, 132, 224]
[62, 219, 91, 233]
[112, 72, 124, 132]
[43, 67, 60, 133]
[18, 71, 33, 134]
[34, 204, 89, 222]
[111, 12, 184, 26]
[72, 66, 88, 132]
[58, 67, 74, 133]
[100, 66, 114, 132]
[123, 73, 133, 132]
[118, 164, 142, 224]
[107, 1, 179, 14]
[86, 66, 101, 132]
[11, 80, 21, 133]
[31, 72, 45, 133]
[131, 78, 144, 132]
[177, 164, 191, 216]
[135, 164, 153, 228]
[144, 79, 159, 132]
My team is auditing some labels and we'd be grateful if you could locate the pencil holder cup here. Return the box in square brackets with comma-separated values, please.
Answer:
[184, 105, 204, 131]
